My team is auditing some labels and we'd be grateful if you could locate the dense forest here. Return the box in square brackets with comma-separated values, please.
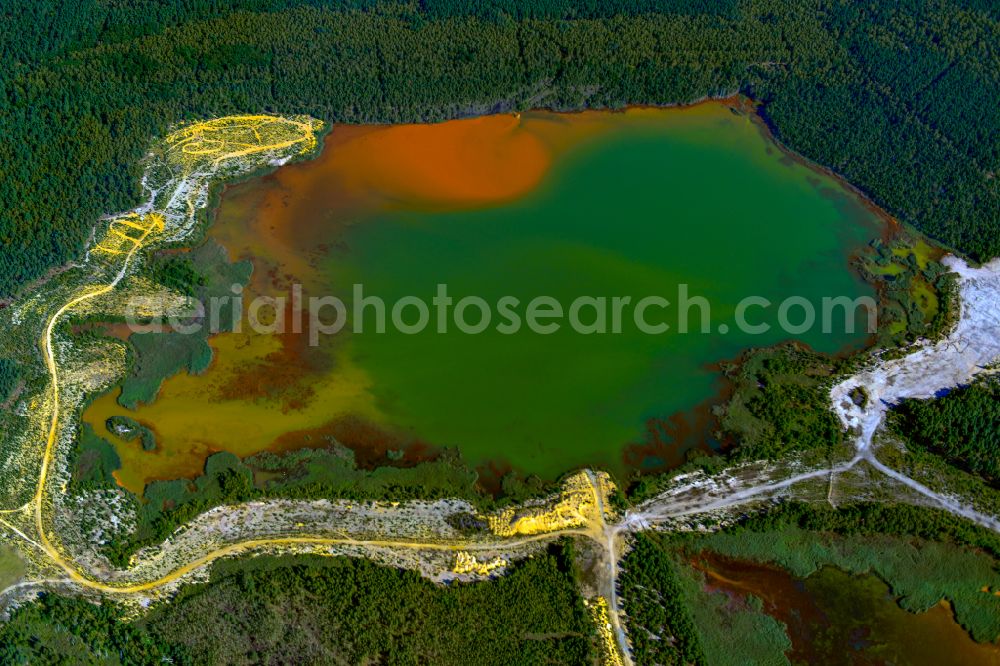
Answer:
[0, 543, 594, 663]
[891, 377, 1000, 486]
[1, 0, 998, 298]
[620, 534, 706, 665]
[718, 344, 845, 461]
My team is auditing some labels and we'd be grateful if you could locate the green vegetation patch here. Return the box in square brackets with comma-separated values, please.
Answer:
[0, 544, 595, 665]
[147, 254, 206, 298]
[106, 415, 156, 451]
[248, 446, 482, 500]
[118, 240, 251, 409]
[718, 344, 844, 460]
[0, 593, 166, 665]
[860, 237, 957, 347]
[0, 545, 26, 592]
[69, 422, 123, 492]
[146, 546, 594, 664]
[890, 376, 1000, 486]
[619, 534, 707, 665]
[118, 332, 212, 409]
[0, 359, 21, 405]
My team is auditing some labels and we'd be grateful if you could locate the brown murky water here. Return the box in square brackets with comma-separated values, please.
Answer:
[695, 553, 1000, 665]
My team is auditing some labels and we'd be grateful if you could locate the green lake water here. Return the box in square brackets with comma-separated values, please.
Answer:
[319, 107, 881, 477]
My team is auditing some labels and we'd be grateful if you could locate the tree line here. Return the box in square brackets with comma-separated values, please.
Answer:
[1, 0, 998, 298]
[891, 377, 1000, 486]
[0, 543, 593, 663]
